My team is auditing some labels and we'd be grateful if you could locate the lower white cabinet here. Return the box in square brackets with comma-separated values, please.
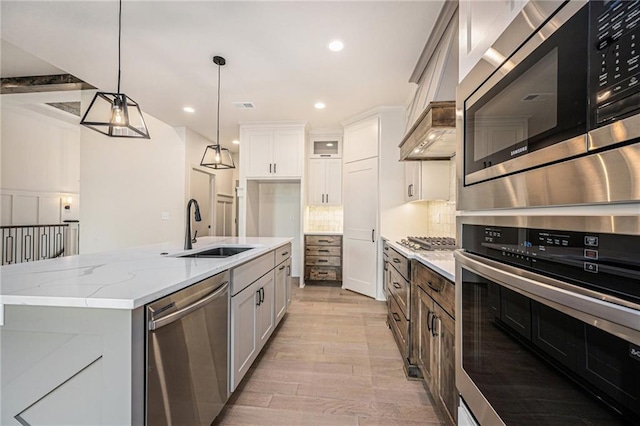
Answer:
[274, 258, 291, 325]
[230, 243, 291, 391]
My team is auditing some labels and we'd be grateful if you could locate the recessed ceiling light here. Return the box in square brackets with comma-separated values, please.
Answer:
[183, 106, 195, 113]
[232, 140, 240, 145]
[328, 40, 344, 52]
[314, 102, 326, 109]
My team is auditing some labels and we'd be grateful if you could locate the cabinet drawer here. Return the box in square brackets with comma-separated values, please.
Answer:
[387, 266, 409, 319]
[305, 235, 341, 246]
[306, 246, 341, 256]
[276, 243, 291, 263]
[305, 256, 341, 266]
[388, 247, 410, 281]
[413, 261, 454, 318]
[308, 266, 339, 281]
[388, 293, 408, 354]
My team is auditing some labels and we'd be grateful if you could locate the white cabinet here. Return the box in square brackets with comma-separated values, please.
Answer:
[230, 277, 260, 390]
[256, 271, 275, 348]
[343, 116, 379, 163]
[241, 125, 305, 178]
[274, 258, 290, 325]
[308, 159, 342, 206]
[405, 160, 451, 202]
[309, 132, 342, 158]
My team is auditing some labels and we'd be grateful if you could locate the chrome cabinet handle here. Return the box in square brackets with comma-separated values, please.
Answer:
[149, 281, 229, 330]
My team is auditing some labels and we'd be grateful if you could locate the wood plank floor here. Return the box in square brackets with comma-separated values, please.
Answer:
[215, 282, 445, 425]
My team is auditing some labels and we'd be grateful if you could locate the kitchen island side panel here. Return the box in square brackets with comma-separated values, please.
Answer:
[0, 304, 144, 425]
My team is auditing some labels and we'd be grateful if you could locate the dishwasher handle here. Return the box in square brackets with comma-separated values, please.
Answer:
[149, 281, 229, 331]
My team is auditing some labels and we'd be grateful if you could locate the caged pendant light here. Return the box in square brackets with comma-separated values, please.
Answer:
[80, 0, 150, 139]
[200, 56, 235, 169]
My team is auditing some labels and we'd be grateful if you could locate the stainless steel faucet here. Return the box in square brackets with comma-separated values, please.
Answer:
[184, 198, 202, 250]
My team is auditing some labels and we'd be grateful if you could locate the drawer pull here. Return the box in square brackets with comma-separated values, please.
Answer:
[318, 259, 328, 263]
[281, 251, 289, 256]
[393, 282, 401, 289]
[318, 272, 328, 275]
[279, 265, 285, 271]
[393, 258, 401, 264]
[318, 239, 330, 243]
[319, 249, 330, 252]
[392, 313, 401, 322]
[426, 310, 432, 332]
[427, 281, 442, 293]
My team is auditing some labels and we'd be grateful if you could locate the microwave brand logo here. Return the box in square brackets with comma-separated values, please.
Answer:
[630, 344, 640, 362]
[511, 146, 528, 157]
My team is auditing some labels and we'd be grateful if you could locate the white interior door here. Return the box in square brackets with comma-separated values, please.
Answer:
[343, 157, 378, 298]
[189, 168, 213, 238]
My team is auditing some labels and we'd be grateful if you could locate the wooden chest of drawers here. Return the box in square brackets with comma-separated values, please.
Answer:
[304, 234, 342, 282]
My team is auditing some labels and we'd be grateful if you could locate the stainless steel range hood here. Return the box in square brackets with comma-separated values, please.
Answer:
[399, 101, 455, 160]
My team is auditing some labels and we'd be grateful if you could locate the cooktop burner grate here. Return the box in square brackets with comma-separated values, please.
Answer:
[398, 236, 457, 251]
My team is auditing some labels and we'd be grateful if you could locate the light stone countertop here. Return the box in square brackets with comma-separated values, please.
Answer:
[383, 238, 455, 282]
[0, 236, 292, 310]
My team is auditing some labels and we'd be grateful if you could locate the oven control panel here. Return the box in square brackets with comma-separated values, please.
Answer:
[591, 0, 640, 125]
[463, 224, 640, 304]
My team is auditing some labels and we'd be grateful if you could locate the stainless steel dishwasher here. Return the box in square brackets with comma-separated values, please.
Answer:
[146, 271, 229, 425]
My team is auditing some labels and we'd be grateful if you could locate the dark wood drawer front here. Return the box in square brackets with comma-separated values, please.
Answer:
[388, 266, 409, 319]
[388, 293, 408, 352]
[388, 247, 410, 281]
[413, 261, 454, 318]
[305, 246, 341, 256]
[308, 266, 339, 280]
[306, 256, 341, 266]
[306, 235, 341, 246]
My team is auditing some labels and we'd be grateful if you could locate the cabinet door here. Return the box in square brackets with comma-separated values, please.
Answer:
[416, 287, 435, 383]
[308, 159, 326, 205]
[343, 157, 378, 298]
[343, 116, 379, 163]
[324, 159, 342, 205]
[245, 130, 274, 178]
[436, 304, 457, 424]
[286, 258, 292, 307]
[273, 129, 303, 177]
[256, 271, 275, 348]
[274, 261, 288, 325]
[405, 161, 421, 202]
[420, 161, 451, 201]
[230, 281, 259, 391]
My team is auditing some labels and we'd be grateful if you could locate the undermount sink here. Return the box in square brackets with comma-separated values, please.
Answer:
[178, 246, 254, 258]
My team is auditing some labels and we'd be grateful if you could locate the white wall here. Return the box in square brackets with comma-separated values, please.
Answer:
[1, 106, 80, 194]
[79, 103, 186, 253]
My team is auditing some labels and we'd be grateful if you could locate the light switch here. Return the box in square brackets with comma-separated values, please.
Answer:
[161, 212, 170, 220]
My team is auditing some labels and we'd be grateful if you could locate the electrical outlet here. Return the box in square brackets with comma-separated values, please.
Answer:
[161, 212, 169, 220]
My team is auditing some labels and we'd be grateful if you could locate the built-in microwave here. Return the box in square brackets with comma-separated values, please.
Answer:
[458, 0, 640, 210]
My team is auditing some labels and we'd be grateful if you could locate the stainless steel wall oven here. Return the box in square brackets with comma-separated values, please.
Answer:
[455, 215, 640, 425]
[458, 0, 640, 209]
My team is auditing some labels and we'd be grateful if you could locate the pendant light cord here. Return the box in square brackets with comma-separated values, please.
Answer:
[216, 61, 221, 146]
[117, 0, 122, 94]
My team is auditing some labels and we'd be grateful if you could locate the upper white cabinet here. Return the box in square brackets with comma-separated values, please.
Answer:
[458, 0, 526, 82]
[241, 124, 305, 179]
[309, 132, 343, 158]
[343, 116, 380, 163]
[308, 159, 342, 206]
[405, 160, 451, 203]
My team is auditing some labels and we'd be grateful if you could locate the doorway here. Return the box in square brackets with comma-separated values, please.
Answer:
[189, 167, 215, 238]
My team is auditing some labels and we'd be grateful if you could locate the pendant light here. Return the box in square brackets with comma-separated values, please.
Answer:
[200, 56, 236, 169]
[80, 0, 150, 139]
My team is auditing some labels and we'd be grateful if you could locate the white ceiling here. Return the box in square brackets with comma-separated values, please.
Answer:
[1, 1, 445, 150]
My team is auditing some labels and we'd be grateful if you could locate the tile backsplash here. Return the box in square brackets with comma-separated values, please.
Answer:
[422, 200, 456, 237]
[305, 206, 343, 233]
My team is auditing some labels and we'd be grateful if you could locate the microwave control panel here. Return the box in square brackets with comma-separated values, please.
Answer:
[591, 0, 640, 125]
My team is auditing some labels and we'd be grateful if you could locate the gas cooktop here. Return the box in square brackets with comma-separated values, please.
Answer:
[397, 236, 457, 251]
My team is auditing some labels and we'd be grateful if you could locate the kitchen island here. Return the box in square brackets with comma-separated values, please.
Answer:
[0, 236, 292, 425]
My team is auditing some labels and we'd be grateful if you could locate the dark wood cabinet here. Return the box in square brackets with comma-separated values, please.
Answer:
[412, 261, 457, 426]
[304, 235, 342, 282]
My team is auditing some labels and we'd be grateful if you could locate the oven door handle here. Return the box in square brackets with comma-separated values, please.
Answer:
[454, 250, 640, 336]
